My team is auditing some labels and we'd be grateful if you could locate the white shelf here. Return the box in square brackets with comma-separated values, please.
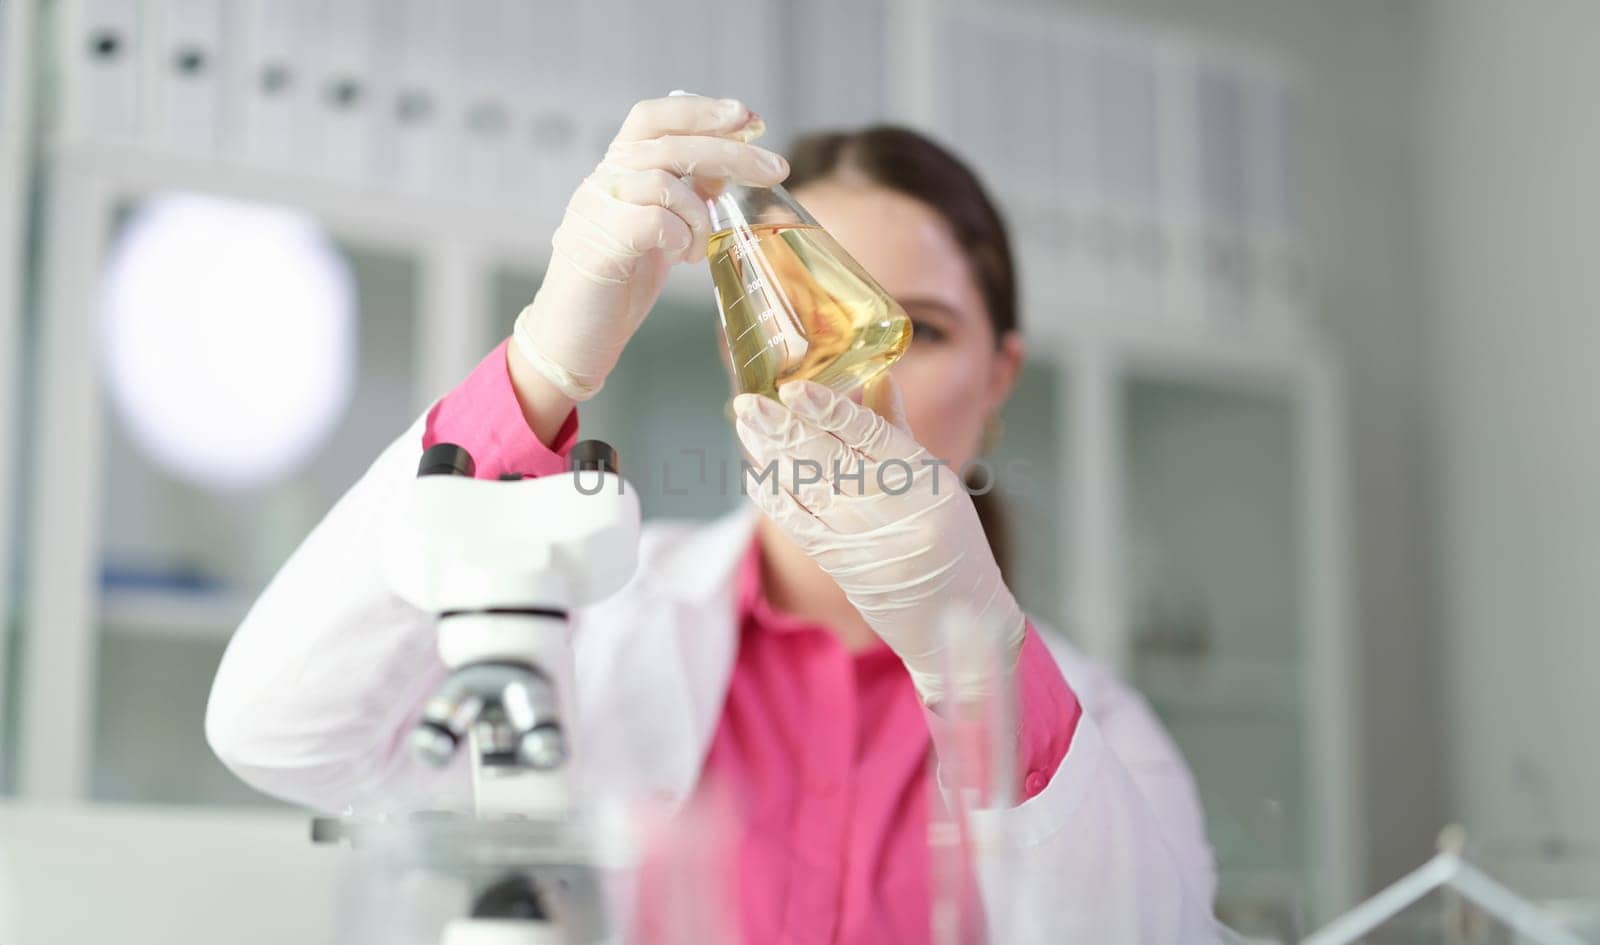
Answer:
[98, 587, 252, 642]
[1133, 653, 1302, 717]
[1052, 305, 1326, 374]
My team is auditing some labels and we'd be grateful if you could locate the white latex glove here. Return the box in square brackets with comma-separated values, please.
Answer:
[732, 378, 1027, 705]
[514, 94, 786, 401]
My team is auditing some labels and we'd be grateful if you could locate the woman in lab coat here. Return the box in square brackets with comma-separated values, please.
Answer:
[206, 95, 1218, 944]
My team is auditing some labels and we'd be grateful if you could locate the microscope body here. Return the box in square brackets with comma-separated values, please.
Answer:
[375, 441, 640, 943]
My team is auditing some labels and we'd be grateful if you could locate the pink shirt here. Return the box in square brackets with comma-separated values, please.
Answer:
[424, 341, 1083, 944]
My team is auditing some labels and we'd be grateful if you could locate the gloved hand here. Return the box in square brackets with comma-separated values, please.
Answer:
[732, 378, 1027, 705]
[514, 94, 787, 401]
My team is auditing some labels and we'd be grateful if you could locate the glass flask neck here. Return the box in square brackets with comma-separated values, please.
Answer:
[706, 182, 819, 234]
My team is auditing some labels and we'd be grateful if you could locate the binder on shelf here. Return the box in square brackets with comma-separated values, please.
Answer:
[774, 0, 885, 131]
[1094, 38, 1166, 317]
[306, 0, 379, 186]
[516, 109, 578, 242]
[571, 0, 628, 98]
[1050, 33, 1110, 315]
[1195, 63, 1251, 231]
[235, 0, 302, 171]
[1055, 30, 1100, 196]
[506, 85, 652, 247]
[1153, 37, 1206, 325]
[1094, 40, 1162, 214]
[145, 0, 226, 158]
[1247, 75, 1309, 333]
[496, 0, 546, 207]
[61, 0, 143, 144]
[706, 0, 774, 124]
[1007, 31, 1063, 202]
[373, 0, 453, 197]
[932, 11, 1087, 313]
[933, 11, 1015, 194]
[451, 0, 518, 200]
[627, 0, 714, 107]
[511, 2, 609, 225]
[1192, 62, 1255, 325]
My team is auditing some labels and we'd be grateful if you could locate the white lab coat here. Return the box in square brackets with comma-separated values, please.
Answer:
[206, 409, 1221, 944]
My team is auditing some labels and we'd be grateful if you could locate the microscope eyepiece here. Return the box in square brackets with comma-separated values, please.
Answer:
[569, 439, 618, 474]
[418, 443, 476, 478]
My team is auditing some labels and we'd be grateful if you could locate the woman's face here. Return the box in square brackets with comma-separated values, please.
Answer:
[791, 178, 1024, 472]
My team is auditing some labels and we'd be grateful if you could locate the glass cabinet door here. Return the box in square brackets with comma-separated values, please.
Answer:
[91, 213, 420, 806]
[990, 359, 1068, 633]
[1120, 374, 1308, 939]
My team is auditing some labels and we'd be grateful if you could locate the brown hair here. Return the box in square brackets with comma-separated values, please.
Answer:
[785, 126, 1019, 578]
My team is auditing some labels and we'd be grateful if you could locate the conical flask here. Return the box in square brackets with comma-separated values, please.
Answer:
[706, 183, 911, 399]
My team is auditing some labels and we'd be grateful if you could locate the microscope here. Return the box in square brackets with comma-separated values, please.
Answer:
[315, 438, 641, 945]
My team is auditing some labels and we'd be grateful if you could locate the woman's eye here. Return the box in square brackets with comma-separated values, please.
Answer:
[910, 320, 947, 344]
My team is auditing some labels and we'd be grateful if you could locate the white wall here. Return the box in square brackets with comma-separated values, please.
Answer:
[1417, 0, 1600, 882]
[1038, 0, 1443, 894]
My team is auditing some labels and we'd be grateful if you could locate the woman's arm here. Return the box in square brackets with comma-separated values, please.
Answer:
[205, 341, 577, 811]
[921, 624, 1082, 805]
[204, 406, 456, 811]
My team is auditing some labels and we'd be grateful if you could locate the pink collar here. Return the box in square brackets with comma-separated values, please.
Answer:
[734, 537, 895, 661]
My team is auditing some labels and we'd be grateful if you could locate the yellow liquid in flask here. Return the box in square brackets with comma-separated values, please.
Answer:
[709, 223, 911, 398]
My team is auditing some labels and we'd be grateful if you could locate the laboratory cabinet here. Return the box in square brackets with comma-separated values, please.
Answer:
[1124, 373, 1322, 941]
[0, 0, 1356, 936]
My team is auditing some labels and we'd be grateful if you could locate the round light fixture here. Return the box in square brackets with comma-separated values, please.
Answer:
[98, 192, 356, 491]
